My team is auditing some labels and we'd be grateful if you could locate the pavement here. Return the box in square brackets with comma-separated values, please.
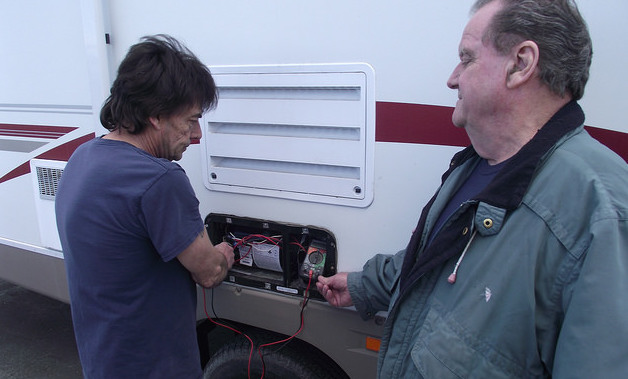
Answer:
[0, 279, 83, 378]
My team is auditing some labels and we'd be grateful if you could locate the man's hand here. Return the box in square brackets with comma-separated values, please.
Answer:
[178, 230, 233, 288]
[214, 241, 234, 269]
[316, 272, 353, 308]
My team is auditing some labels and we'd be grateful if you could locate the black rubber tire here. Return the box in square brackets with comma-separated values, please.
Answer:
[203, 333, 348, 379]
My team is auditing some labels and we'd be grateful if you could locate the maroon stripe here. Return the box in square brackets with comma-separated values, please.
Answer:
[0, 162, 30, 185]
[376, 102, 470, 147]
[0, 131, 67, 139]
[37, 133, 95, 161]
[0, 123, 77, 139]
[375, 101, 628, 162]
[0, 133, 94, 184]
[1, 105, 626, 185]
[584, 126, 628, 162]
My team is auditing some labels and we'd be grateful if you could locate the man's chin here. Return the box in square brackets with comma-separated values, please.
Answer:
[451, 113, 465, 128]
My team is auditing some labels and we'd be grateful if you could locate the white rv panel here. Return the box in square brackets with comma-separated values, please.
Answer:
[203, 63, 375, 207]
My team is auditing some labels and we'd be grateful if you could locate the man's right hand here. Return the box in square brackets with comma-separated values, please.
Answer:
[316, 272, 353, 308]
[178, 229, 233, 288]
[214, 241, 234, 269]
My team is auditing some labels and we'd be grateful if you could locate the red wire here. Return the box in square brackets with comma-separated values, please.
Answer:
[202, 272, 313, 379]
[290, 240, 307, 253]
[204, 233, 312, 379]
[202, 288, 255, 378]
[233, 234, 282, 263]
[235, 244, 253, 263]
[242, 234, 281, 245]
[257, 270, 313, 379]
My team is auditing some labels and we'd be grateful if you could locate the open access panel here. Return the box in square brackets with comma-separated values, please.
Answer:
[205, 214, 337, 299]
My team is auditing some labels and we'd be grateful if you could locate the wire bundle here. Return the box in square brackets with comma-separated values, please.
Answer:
[202, 270, 314, 379]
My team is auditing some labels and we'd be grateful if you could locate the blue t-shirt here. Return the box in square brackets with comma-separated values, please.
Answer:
[428, 158, 506, 244]
[55, 137, 204, 379]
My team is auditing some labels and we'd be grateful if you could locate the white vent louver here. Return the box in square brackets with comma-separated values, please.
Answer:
[202, 64, 375, 207]
[30, 159, 66, 251]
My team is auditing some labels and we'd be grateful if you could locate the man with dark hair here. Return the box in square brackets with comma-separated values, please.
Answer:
[318, 0, 628, 377]
[56, 35, 234, 378]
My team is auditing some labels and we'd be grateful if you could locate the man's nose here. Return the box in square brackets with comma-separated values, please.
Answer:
[191, 120, 202, 139]
[447, 64, 460, 89]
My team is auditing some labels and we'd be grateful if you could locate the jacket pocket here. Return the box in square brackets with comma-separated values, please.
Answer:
[411, 304, 525, 379]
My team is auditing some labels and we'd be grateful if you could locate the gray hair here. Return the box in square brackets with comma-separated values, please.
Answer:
[471, 0, 592, 100]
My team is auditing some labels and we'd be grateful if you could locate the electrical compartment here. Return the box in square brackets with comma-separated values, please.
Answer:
[205, 213, 336, 299]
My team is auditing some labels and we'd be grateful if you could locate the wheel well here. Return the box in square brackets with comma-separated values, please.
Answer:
[196, 318, 349, 378]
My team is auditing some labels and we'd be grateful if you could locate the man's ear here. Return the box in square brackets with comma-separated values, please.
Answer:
[506, 40, 539, 89]
[147, 115, 162, 130]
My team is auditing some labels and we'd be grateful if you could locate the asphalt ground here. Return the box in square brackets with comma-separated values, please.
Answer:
[0, 279, 83, 378]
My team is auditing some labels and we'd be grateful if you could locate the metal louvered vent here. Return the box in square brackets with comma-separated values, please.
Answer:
[36, 166, 63, 199]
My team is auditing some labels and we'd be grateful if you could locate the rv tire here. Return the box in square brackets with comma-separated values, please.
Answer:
[203, 333, 347, 379]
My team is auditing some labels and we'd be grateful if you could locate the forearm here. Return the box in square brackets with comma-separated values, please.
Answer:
[348, 249, 406, 320]
[177, 230, 233, 288]
[190, 251, 229, 288]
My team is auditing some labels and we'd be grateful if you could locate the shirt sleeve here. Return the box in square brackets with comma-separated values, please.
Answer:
[140, 166, 204, 262]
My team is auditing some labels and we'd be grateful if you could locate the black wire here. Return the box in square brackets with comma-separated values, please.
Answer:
[210, 287, 217, 318]
[210, 287, 230, 325]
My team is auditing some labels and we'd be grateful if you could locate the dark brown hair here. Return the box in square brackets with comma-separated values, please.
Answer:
[100, 34, 218, 133]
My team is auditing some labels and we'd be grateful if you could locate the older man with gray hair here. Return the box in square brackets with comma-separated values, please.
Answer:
[317, 0, 628, 377]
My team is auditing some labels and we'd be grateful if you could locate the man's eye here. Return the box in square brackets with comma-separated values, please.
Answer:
[461, 56, 474, 66]
[459, 51, 473, 66]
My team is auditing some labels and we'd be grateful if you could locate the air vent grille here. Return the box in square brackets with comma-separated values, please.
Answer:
[30, 159, 67, 251]
[202, 64, 375, 207]
[36, 166, 63, 199]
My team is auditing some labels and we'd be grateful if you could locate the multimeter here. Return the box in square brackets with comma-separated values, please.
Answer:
[300, 240, 327, 281]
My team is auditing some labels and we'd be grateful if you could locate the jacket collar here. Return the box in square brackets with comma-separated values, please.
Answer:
[398, 101, 585, 293]
[450, 100, 584, 210]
